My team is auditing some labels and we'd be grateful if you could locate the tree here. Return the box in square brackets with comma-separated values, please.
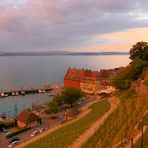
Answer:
[130, 41, 148, 60]
[52, 94, 64, 106]
[62, 87, 84, 106]
[113, 58, 148, 90]
[113, 67, 131, 90]
[45, 101, 59, 114]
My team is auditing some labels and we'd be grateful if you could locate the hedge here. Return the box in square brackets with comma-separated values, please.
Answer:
[6, 127, 30, 138]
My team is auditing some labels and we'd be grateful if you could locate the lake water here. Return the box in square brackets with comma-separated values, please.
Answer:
[0, 94, 51, 117]
[0, 55, 130, 116]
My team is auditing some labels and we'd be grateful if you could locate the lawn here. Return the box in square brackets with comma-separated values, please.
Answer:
[26, 99, 110, 148]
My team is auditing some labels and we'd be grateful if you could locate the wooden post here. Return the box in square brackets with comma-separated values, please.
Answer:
[141, 123, 144, 148]
[131, 137, 133, 148]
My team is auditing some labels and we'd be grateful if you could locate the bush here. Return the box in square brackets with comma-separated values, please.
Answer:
[6, 127, 30, 138]
[0, 120, 15, 129]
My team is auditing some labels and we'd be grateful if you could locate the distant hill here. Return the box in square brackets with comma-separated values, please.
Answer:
[0, 51, 129, 56]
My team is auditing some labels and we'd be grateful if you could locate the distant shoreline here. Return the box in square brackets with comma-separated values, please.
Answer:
[0, 51, 129, 56]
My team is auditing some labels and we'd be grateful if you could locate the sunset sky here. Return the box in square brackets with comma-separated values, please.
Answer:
[0, 0, 148, 52]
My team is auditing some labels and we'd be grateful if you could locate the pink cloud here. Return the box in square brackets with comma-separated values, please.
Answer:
[0, 0, 148, 51]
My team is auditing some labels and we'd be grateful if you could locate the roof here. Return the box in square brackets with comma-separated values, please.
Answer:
[64, 68, 85, 81]
[64, 68, 99, 82]
[15, 109, 41, 124]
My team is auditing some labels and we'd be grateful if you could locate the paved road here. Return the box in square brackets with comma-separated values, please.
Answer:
[0, 114, 65, 148]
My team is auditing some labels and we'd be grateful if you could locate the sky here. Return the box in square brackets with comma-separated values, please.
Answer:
[0, 0, 148, 52]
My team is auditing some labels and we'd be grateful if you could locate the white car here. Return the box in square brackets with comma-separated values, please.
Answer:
[2, 127, 7, 133]
[39, 128, 45, 133]
[31, 130, 39, 136]
[12, 140, 19, 144]
[8, 141, 19, 148]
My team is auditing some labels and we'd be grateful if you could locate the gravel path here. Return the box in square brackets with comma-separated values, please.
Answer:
[69, 97, 120, 148]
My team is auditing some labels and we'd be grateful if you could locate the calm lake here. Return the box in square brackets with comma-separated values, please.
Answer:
[0, 55, 130, 116]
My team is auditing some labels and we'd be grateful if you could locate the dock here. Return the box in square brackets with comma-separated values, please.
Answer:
[0, 87, 53, 98]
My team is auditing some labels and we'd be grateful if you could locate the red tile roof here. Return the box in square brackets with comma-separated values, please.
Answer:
[64, 68, 85, 81]
[15, 109, 41, 124]
[64, 68, 99, 82]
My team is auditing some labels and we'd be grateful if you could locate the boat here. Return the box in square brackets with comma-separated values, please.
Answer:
[12, 92, 15, 96]
[5, 93, 8, 97]
[15, 92, 19, 96]
[38, 89, 43, 93]
[0, 93, 5, 97]
[21, 91, 25, 96]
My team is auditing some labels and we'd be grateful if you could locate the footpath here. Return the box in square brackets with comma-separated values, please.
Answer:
[69, 97, 120, 148]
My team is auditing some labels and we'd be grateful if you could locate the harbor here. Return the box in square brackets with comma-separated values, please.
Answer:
[0, 84, 62, 117]
[0, 86, 53, 99]
[0, 93, 53, 118]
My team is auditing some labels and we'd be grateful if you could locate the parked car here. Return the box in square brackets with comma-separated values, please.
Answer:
[31, 130, 39, 136]
[39, 128, 45, 133]
[8, 140, 19, 148]
[9, 137, 20, 144]
[2, 127, 7, 133]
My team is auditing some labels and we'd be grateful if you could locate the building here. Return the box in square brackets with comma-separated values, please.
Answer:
[64, 68, 84, 89]
[15, 109, 42, 128]
[64, 68, 100, 94]
[80, 70, 100, 94]
[64, 67, 123, 94]
[99, 67, 123, 89]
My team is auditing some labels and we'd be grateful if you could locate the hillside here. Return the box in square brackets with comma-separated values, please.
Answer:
[82, 68, 148, 147]
[82, 42, 148, 147]
[131, 68, 148, 97]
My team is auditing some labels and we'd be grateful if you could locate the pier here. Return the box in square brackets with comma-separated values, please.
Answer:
[0, 87, 53, 99]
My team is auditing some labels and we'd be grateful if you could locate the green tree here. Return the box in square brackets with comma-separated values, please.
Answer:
[130, 41, 148, 60]
[62, 87, 84, 106]
[52, 94, 64, 106]
[113, 67, 131, 90]
[45, 101, 59, 114]
[113, 58, 148, 90]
